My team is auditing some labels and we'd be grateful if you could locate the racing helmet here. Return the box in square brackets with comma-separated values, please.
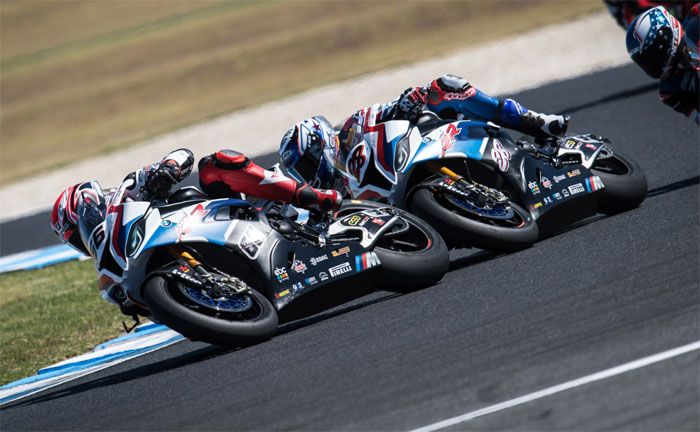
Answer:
[626, 6, 685, 79]
[279, 116, 338, 189]
[50, 181, 106, 256]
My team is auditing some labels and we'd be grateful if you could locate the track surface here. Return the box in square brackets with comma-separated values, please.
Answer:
[2, 65, 699, 430]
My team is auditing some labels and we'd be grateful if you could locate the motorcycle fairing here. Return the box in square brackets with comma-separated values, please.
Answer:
[409, 121, 489, 167]
[480, 138, 605, 224]
[362, 120, 412, 184]
[555, 135, 605, 169]
[138, 200, 270, 255]
[327, 207, 399, 248]
[265, 239, 370, 309]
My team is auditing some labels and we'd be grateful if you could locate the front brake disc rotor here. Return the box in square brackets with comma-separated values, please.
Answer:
[179, 284, 253, 313]
[441, 192, 515, 220]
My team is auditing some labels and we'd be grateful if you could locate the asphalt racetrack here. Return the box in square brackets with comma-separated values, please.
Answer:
[2, 64, 699, 430]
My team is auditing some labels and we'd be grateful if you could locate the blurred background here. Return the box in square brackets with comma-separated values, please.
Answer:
[0, 0, 601, 185]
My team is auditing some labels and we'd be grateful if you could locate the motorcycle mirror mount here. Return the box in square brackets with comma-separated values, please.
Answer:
[484, 121, 501, 137]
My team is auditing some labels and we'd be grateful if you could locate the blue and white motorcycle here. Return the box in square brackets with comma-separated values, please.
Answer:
[84, 186, 448, 346]
[335, 113, 647, 250]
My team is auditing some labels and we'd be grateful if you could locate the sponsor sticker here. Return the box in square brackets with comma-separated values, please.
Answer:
[439, 123, 462, 157]
[442, 87, 477, 100]
[161, 220, 173, 227]
[274, 289, 290, 299]
[585, 175, 605, 192]
[563, 139, 581, 149]
[561, 188, 570, 198]
[567, 169, 581, 178]
[238, 225, 267, 260]
[543, 196, 553, 205]
[291, 282, 304, 293]
[371, 217, 386, 226]
[490, 139, 511, 172]
[292, 259, 307, 274]
[553, 192, 562, 200]
[553, 174, 566, 184]
[345, 215, 362, 226]
[528, 180, 540, 195]
[172, 268, 201, 286]
[274, 267, 289, 283]
[531, 202, 543, 210]
[310, 254, 328, 266]
[355, 252, 381, 272]
[319, 271, 329, 281]
[329, 262, 352, 277]
[568, 183, 585, 195]
[332, 246, 350, 257]
[584, 143, 598, 150]
[541, 176, 552, 189]
[305, 276, 318, 285]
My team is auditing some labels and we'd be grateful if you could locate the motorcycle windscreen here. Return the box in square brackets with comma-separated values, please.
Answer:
[76, 189, 107, 257]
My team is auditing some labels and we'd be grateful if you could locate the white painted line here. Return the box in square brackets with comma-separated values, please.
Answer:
[410, 340, 700, 432]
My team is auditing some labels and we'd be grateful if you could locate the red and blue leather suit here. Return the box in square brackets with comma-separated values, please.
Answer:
[51, 149, 341, 258]
[337, 74, 569, 162]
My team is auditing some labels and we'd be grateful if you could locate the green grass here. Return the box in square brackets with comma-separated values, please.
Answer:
[0, 259, 125, 385]
[0, 0, 603, 184]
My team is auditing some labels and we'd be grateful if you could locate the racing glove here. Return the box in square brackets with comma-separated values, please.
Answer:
[143, 148, 194, 200]
[293, 183, 343, 212]
[144, 164, 179, 200]
[395, 86, 428, 121]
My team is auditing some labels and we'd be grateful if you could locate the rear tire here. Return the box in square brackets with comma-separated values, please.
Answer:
[591, 149, 647, 214]
[143, 276, 278, 346]
[411, 187, 539, 252]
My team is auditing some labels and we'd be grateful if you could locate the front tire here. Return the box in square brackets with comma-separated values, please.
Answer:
[591, 149, 647, 214]
[410, 187, 539, 252]
[143, 276, 278, 346]
[336, 201, 449, 293]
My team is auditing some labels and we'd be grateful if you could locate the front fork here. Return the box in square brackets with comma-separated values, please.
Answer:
[425, 161, 509, 205]
[165, 246, 249, 297]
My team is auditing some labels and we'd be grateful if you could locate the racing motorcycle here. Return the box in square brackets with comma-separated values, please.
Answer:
[336, 113, 647, 250]
[84, 184, 448, 346]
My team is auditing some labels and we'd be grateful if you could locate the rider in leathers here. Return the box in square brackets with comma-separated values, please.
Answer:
[279, 74, 570, 192]
[625, 4, 699, 124]
[50, 149, 341, 315]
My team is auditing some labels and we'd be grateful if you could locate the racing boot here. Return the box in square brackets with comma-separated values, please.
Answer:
[499, 98, 569, 139]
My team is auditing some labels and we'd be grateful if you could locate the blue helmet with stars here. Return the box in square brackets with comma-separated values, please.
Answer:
[626, 6, 684, 79]
[278, 116, 338, 189]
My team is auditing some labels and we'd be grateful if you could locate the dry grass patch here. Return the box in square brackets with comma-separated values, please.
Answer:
[1, 0, 602, 184]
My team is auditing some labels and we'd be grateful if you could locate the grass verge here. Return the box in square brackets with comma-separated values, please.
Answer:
[0, 259, 124, 385]
[0, 0, 603, 184]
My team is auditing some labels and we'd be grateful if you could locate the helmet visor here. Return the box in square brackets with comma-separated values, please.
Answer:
[76, 191, 107, 256]
[289, 148, 321, 184]
[634, 27, 673, 79]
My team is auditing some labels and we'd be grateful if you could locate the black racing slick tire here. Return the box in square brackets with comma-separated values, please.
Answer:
[410, 187, 539, 252]
[591, 149, 647, 214]
[143, 276, 278, 346]
[335, 201, 449, 293]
